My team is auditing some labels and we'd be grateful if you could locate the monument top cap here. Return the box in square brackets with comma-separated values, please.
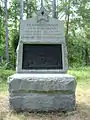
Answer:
[37, 6, 49, 22]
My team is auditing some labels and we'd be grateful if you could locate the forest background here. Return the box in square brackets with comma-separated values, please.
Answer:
[0, 0, 90, 69]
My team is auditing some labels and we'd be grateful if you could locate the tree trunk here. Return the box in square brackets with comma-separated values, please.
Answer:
[85, 47, 89, 66]
[15, 2, 17, 30]
[26, 0, 29, 19]
[20, 0, 23, 20]
[41, 0, 43, 7]
[0, 56, 3, 63]
[5, 0, 9, 62]
[65, 0, 70, 50]
[52, 0, 57, 18]
[0, 56, 1, 63]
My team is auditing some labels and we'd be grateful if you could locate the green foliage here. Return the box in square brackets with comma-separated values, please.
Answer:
[9, 31, 19, 68]
[0, 61, 15, 70]
[68, 34, 90, 67]
[0, 2, 5, 57]
[0, 69, 15, 81]
[11, 31, 19, 52]
[24, 0, 37, 18]
[0, 69, 15, 93]
[68, 67, 90, 89]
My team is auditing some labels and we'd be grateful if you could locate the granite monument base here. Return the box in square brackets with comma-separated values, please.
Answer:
[8, 74, 76, 112]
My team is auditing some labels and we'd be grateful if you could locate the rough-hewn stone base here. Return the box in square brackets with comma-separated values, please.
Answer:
[8, 74, 76, 112]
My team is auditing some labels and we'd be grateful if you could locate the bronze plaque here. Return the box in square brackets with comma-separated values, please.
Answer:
[22, 44, 63, 69]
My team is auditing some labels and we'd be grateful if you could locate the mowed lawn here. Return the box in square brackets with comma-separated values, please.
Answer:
[0, 67, 90, 120]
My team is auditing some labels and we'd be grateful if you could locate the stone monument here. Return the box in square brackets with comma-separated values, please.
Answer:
[8, 6, 76, 112]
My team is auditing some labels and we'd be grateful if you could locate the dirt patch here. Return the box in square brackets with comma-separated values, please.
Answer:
[0, 89, 90, 120]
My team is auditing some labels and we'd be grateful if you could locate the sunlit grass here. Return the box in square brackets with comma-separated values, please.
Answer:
[0, 69, 15, 95]
[68, 67, 90, 89]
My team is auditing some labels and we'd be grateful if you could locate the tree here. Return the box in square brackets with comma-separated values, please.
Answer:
[52, 0, 57, 18]
[24, 0, 37, 19]
[0, 0, 5, 62]
[5, 0, 9, 61]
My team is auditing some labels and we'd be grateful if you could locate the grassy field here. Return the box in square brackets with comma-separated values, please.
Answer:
[0, 67, 90, 120]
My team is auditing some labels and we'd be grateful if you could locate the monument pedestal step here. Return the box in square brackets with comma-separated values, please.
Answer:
[8, 74, 76, 112]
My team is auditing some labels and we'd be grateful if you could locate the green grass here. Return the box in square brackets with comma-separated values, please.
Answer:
[0, 69, 15, 94]
[68, 67, 90, 89]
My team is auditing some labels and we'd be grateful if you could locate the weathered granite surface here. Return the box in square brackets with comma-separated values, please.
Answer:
[8, 74, 76, 112]
[9, 94, 75, 112]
